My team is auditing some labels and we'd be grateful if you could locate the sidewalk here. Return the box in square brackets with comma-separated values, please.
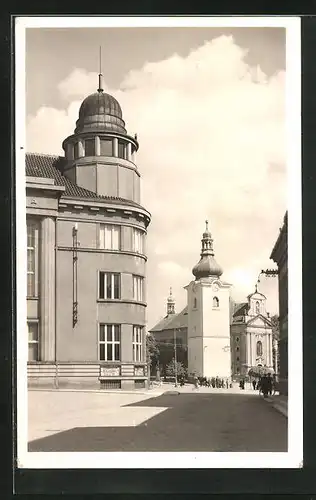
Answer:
[265, 395, 288, 418]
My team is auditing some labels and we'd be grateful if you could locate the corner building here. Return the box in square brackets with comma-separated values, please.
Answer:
[26, 77, 151, 389]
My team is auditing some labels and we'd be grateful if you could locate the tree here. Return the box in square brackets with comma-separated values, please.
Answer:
[146, 334, 159, 367]
[248, 365, 274, 378]
[166, 358, 187, 379]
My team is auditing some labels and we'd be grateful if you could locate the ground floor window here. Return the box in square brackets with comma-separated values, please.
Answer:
[99, 324, 121, 361]
[28, 322, 40, 361]
[133, 326, 143, 362]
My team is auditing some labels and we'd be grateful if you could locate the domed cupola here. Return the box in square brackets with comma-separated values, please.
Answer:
[74, 74, 127, 135]
[192, 220, 223, 280]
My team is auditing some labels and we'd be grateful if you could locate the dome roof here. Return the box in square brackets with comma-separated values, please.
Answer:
[192, 256, 223, 279]
[248, 291, 266, 300]
[74, 91, 127, 135]
[247, 284, 266, 300]
[192, 220, 223, 279]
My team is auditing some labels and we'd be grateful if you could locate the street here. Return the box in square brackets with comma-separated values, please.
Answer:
[28, 388, 287, 452]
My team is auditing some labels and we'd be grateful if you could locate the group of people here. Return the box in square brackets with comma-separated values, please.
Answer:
[192, 374, 232, 389]
[239, 374, 274, 397]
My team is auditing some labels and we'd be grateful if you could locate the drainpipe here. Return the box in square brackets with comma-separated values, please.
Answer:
[54, 218, 58, 389]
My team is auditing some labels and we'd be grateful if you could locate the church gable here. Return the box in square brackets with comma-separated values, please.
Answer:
[247, 314, 272, 328]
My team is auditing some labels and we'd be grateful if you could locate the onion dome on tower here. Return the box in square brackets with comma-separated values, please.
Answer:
[192, 220, 223, 279]
[166, 287, 176, 315]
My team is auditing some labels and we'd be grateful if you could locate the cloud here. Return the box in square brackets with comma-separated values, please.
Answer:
[26, 34, 286, 328]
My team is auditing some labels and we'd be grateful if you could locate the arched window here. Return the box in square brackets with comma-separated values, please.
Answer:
[256, 340, 263, 357]
[213, 296, 219, 308]
[255, 301, 260, 314]
[193, 297, 197, 309]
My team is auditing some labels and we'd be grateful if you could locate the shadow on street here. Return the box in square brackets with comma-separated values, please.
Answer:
[28, 393, 287, 453]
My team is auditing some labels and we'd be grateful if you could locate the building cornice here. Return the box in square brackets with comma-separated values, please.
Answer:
[58, 197, 151, 225]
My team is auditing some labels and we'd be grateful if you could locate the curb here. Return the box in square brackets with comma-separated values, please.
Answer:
[28, 388, 164, 396]
[265, 397, 288, 418]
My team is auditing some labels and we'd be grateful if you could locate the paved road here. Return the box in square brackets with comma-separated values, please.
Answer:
[28, 391, 287, 452]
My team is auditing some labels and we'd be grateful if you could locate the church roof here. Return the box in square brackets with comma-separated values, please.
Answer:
[149, 306, 188, 333]
[233, 302, 248, 317]
[25, 153, 143, 208]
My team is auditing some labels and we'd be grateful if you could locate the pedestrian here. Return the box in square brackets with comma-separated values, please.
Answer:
[226, 378, 229, 389]
[193, 373, 199, 390]
[260, 375, 269, 398]
[267, 373, 273, 396]
[252, 379, 256, 390]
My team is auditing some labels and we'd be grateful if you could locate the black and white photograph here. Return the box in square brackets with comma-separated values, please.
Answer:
[15, 16, 302, 469]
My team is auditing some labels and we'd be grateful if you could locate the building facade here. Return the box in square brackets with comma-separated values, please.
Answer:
[26, 74, 151, 389]
[270, 211, 288, 395]
[231, 286, 273, 379]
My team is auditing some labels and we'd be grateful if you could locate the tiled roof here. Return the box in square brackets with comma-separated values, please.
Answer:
[149, 306, 188, 333]
[233, 302, 248, 318]
[25, 153, 144, 208]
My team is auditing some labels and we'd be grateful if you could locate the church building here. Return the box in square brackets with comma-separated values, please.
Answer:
[151, 222, 232, 379]
[231, 285, 274, 378]
[26, 72, 151, 389]
[150, 222, 274, 381]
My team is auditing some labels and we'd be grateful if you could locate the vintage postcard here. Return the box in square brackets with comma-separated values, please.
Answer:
[15, 16, 302, 469]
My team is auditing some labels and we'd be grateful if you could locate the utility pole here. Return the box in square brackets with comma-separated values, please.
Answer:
[174, 328, 178, 387]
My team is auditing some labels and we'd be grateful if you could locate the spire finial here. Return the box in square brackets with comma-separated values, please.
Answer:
[98, 46, 104, 93]
[169, 287, 172, 297]
[205, 219, 209, 232]
[255, 282, 258, 293]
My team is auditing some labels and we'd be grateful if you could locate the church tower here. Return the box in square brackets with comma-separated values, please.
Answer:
[185, 221, 232, 379]
[166, 287, 176, 316]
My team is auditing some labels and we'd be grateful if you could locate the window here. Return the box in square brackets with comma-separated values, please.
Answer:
[255, 301, 260, 314]
[236, 367, 240, 374]
[256, 340, 263, 357]
[133, 326, 143, 362]
[99, 224, 120, 250]
[27, 220, 39, 297]
[193, 297, 197, 309]
[236, 346, 240, 352]
[118, 141, 125, 159]
[85, 138, 95, 156]
[74, 142, 80, 159]
[133, 228, 144, 254]
[28, 322, 40, 361]
[213, 296, 219, 307]
[236, 356, 240, 361]
[99, 272, 120, 299]
[99, 324, 121, 361]
[133, 275, 144, 302]
[236, 337, 240, 342]
[100, 138, 113, 156]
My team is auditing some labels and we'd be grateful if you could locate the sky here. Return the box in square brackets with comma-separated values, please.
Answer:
[25, 26, 287, 329]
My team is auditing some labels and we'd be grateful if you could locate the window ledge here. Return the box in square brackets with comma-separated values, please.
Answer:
[97, 299, 147, 306]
